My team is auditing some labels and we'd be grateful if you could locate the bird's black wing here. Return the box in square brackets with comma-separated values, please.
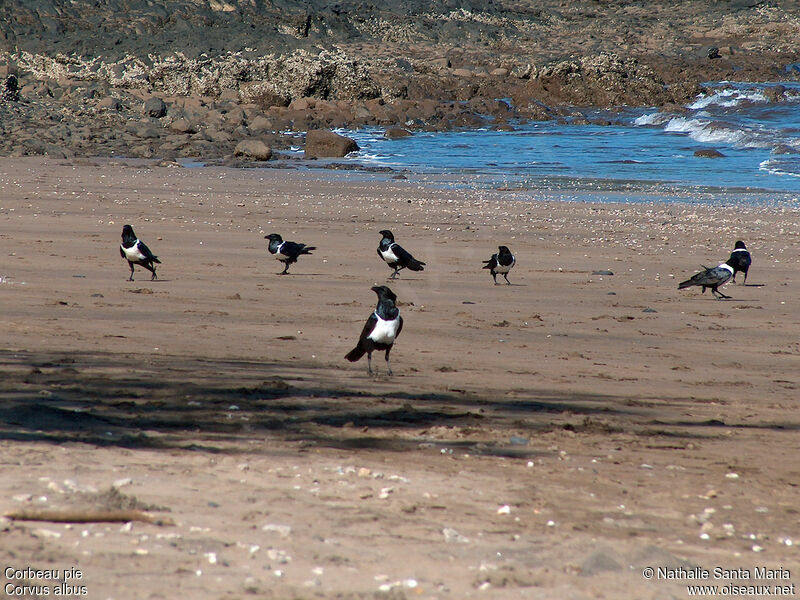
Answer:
[483, 255, 498, 270]
[392, 243, 419, 266]
[281, 241, 307, 258]
[136, 240, 158, 262]
[692, 266, 730, 287]
[396, 314, 403, 338]
[119, 246, 126, 259]
[357, 312, 378, 344]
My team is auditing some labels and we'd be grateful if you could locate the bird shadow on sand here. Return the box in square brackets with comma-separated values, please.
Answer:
[385, 277, 425, 282]
[127, 279, 172, 283]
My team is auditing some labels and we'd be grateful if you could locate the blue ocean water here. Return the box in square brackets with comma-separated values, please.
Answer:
[334, 82, 800, 199]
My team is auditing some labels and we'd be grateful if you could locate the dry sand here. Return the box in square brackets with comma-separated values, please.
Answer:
[1, 157, 799, 599]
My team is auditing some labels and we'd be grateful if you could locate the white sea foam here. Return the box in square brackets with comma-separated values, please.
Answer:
[689, 88, 768, 110]
[664, 117, 709, 134]
[634, 112, 668, 126]
[689, 125, 749, 146]
[759, 158, 800, 178]
[664, 116, 766, 148]
[357, 152, 392, 162]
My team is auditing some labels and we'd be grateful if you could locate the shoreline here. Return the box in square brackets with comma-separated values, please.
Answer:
[89, 154, 800, 205]
[1, 157, 799, 598]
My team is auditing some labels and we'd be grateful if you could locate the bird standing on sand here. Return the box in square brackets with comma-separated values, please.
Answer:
[483, 245, 516, 284]
[377, 229, 425, 279]
[265, 233, 315, 275]
[728, 240, 752, 284]
[120, 224, 161, 281]
[345, 285, 404, 376]
[678, 257, 737, 299]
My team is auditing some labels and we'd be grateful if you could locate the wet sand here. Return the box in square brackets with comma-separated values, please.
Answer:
[1, 157, 799, 598]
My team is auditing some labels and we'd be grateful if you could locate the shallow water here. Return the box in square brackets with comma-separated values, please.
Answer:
[334, 82, 800, 200]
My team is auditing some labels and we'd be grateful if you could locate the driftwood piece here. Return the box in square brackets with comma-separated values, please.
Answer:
[4, 508, 174, 526]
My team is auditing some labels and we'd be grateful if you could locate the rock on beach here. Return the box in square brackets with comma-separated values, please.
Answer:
[234, 140, 273, 161]
[304, 129, 359, 158]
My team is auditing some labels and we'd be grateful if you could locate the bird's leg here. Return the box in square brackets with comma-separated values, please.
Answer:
[389, 269, 399, 280]
[743, 272, 748, 285]
[128, 263, 135, 281]
[148, 264, 157, 280]
[491, 273, 497, 284]
[367, 353, 373, 376]
[503, 273, 511, 285]
[712, 287, 732, 300]
[385, 348, 393, 376]
[280, 262, 290, 275]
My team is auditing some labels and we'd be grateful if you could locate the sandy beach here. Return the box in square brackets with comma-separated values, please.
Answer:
[1, 156, 800, 599]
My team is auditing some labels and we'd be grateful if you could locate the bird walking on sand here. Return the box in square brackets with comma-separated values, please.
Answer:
[265, 233, 315, 275]
[678, 257, 737, 299]
[345, 285, 404, 376]
[120, 224, 161, 281]
[377, 229, 425, 279]
[483, 245, 516, 284]
[728, 240, 752, 284]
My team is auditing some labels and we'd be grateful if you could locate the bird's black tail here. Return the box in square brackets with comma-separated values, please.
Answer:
[406, 258, 425, 272]
[301, 246, 316, 255]
[152, 256, 162, 264]
[678, 265, 709, 289]
[345, 346, 366, 362]
[482, 260, 492, 269]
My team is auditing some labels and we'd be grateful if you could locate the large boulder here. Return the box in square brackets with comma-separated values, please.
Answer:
[384, 127, 412, 139]
[694, 148, 725, 159]
[234, 140, 273, 161]
[144, 96, 167, 118]
[304, 129, 359, 158]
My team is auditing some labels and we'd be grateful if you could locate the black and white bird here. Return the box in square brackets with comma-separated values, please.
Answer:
[345, 285, 404, 376]
[265, 233, 316, 275]
[120, 224, 161, 281]
[678, 257, 737, 299]
[482, 245, 516, 284]
[728, 240, 752, 284]
[377, 229, 425, 279]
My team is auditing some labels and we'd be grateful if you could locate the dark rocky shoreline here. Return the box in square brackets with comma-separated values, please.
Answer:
[1, 1, 798, 161]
